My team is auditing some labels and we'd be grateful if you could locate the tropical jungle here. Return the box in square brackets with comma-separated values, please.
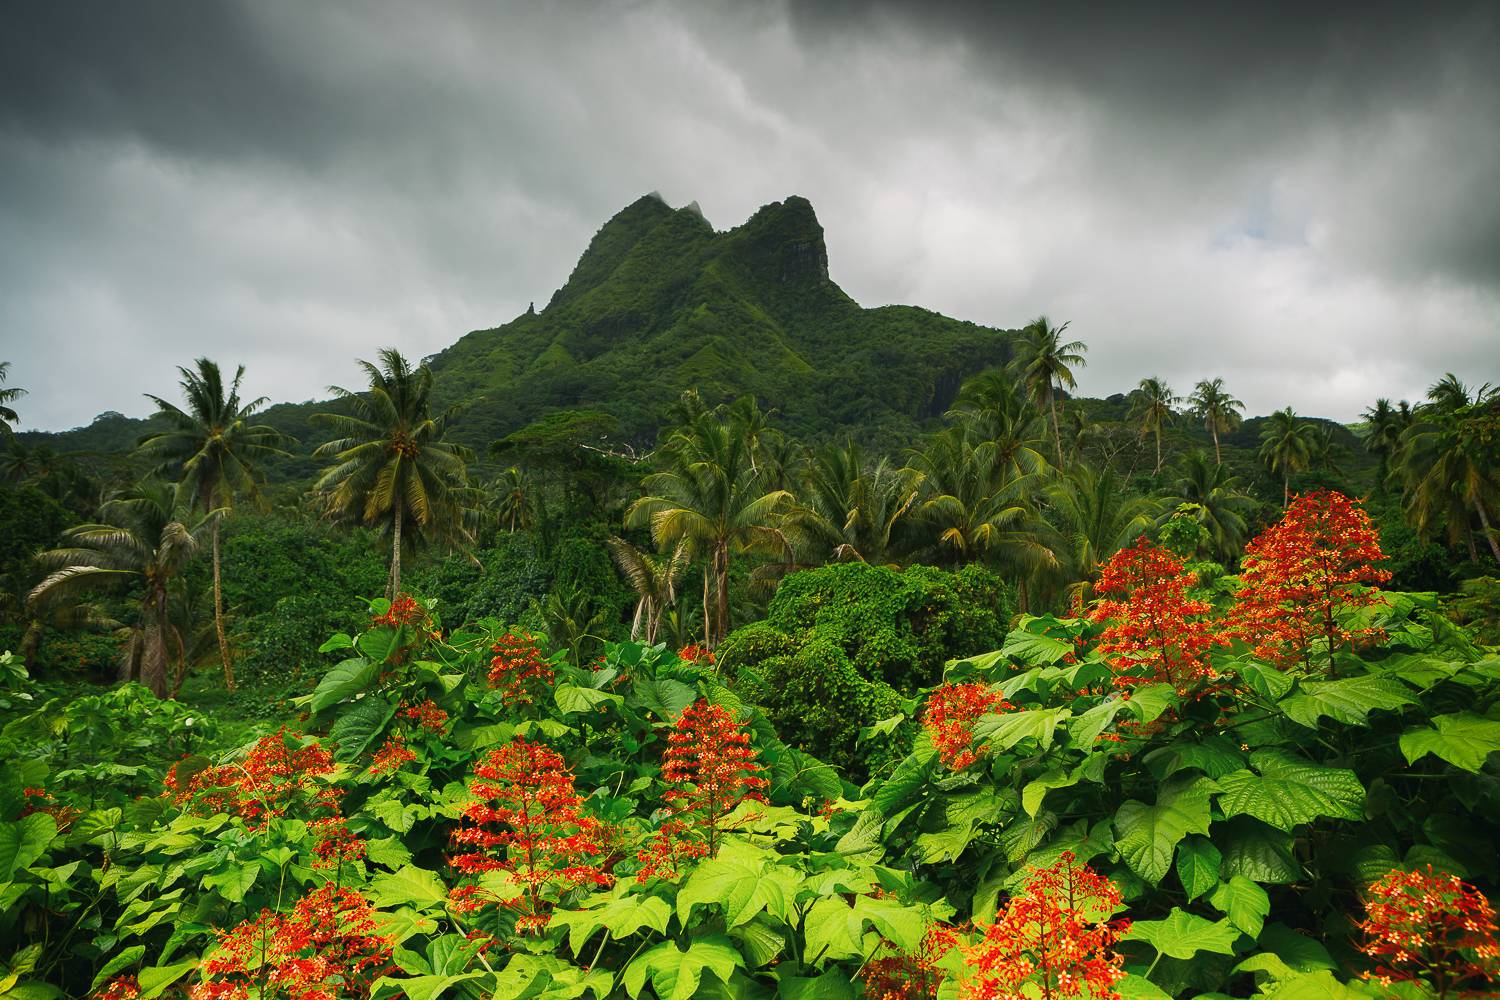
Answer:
[1, 196, 1499, 1000]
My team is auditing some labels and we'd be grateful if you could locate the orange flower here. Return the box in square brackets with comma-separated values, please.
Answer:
[1358, 866, 1499, 997]
[487, 631, 554, 705]
[656, 700, 769, 860]
[923, 682, 1013, 770]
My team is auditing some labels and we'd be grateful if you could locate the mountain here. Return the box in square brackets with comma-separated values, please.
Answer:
[424, 193, 1015, 446]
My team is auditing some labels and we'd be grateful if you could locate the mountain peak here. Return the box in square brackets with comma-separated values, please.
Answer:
[728, 195, 829, 286]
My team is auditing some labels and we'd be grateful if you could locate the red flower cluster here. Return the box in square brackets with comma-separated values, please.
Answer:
[635, 818, 710, 880]
[449, 738, 610, 933]
[192, 884, 392, 1000]
[487, 632, 554, 705]
[369, 734, 416, 775]
[309, 817, 367, 871]
[1357, 866, 1499, 998]
[97, 977, 140, 1000]
[20, 786, 82, 833]
[371, 593, 431, 630]
[923, 682, 1013, 771]
[1229, 491, 1391, 672]
[678, 643, 716, 667]
[1088, 537, 1225, 694]
[166, 730, 340, 827]
[961, 852, 1127, 1000]
[400, 698, 449, 733]
[862, 923, 961, 1000]
[655, 700, 769, 860]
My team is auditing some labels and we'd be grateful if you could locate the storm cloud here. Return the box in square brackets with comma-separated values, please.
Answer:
[1, 0, 1496, 430]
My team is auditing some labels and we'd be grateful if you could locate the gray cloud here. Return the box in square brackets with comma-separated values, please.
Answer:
[1, 0, 1496, 431]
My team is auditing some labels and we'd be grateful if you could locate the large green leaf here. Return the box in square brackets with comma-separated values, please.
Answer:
[1209, 876, 1271, 937]
[1280, 674, 1415, 729]
[0, 813, 56, 881]
[973, 708, 1070, 753]
[552, 892, 672, 955]
[803, 896, 862, 963]
[630, 678, 698, 721]
[554, 683, 624, 716]
[310, 657, 377, 714]
[1114, 776, 1215, 883]
[622, 936, 743, 1000]
[1218, 818, 1302, 884]
[1215, 751, 1364, 831]
[1175, 836, 1223, 901]
[869, 748, 936, 817]
[330, 696, 396, 763]
[1399, 713, 1500, 772]
[367, 865, 449, 911]
[1122, 908, 1239, 960]
[1000, 625, 1074, 665]
[676, 849, 790, 928]
[137, 961, 197, 1000]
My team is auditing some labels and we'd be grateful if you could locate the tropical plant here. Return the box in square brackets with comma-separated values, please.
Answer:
[606, 537, 689, 644]
[780, 439, 919, 570]
[1360, 397, 1410, 482]
[490, 466, 534, 534]
[137, 359, 290, 691]
[1391, 380, 1500, 565]
[1188, 377, 1244, 465]
[0, 361, 24, 432]
[312, 348, 477, 597]
[1257, 407, 1319, 507]
[27, 481, 211, 696]
[1164, 450, 1256, 562]
[626, 402, 791, 647]
[1008, 316, 1087, 469]
[1045, 464, 1160, 607]
[1131, 376, 1180, 476]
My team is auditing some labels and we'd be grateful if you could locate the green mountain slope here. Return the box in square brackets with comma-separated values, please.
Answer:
[425, 193, 1015, 445]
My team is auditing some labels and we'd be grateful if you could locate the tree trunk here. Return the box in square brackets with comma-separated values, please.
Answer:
[1048, 389, 1063, 470]
[389, 493, 404, 599]
[702, 567, 713, 648]
[713, 543, 730, 651]
[1154, 429, 1162, 476]
[1211, 425, 1221, 465]
[212, 517, 235, 692]
[1283, 471, 1290, 509]
[20, 618, 42, 671]
[1017, 576, 1030, 615]
[1475, 501, 1500, 564]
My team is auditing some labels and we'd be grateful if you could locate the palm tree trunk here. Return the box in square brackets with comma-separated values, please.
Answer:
[389, 493, 404, 599]
[702, 567, 713, 648]
[1475, 501, 1500, 564]
[212, 517, 234, 692]
[20, 618, 42, 671]
[714, 543, 730, 651]
[1283, 471, 1290, 508]
[1211, 425, 1221, 465]
[1048, 389, 1064, 470]
[1154, 430, 1162, 476]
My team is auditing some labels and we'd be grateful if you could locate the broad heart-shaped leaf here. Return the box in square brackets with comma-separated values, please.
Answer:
[1021, 768, 1077, 818]
[778, 973, 857, 1000]
[1280, 674, 1416, 729]
[0, 813, 56, 881]
[630, 677, 698, 721]
[1144, 735, 1247, 781]
[552, 891, 672, 955]
[373, 972, 484, 1000]
[1176, 836, 1223, 901]
[1122, 908, 1239, 960]
[1215, 751, 1364, 832]
[1210, 875, 1271, 937]
[554, 683, 624, 716]
[1234, 658, 1295, 701]
[849, 895, 928, 953]
[622, 936, 743, 1000]
[1113, 776, 1216, 884]
[869, 747, 937, 817]
[676, 847, 792, 928]
[1399, 712, 1500, 772]
[330, 696, 396, 763]
[1000, 625, 1074, 665]
[1218, 817, 1303, 884]
[973, 708, 1071, 753]
[803, 896, 863, 963]
[367, 865, 449, 911]
[1113, 975, 1174, 999]
[201, 861, 258, 902]
[309, 656, 377, 714]
[1068, 699, 1128, 749]
[1124, 683, 1178, 724]
[136, 961, 198, 1000]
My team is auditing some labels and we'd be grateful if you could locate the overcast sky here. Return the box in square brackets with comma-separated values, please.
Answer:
[2, 1, 1497, 431]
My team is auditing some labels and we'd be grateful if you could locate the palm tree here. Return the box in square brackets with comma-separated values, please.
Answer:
[1392, 388, 1500, 564]
[29, 482, 211, 697]
[1424, 373, 1493, 414]
[1008, 317, 1087, 469]
[1188, 378, 1244, 465]
[491, 466, 534, 533]
[949, 370, 1051, 479]
[1132, 376, 1180, 476]
[137, 359, 291, 692]
[1258, 408, 1319, 507]
[1045, 464, 1161, 608]
[907, 429, 1057, 594]
[0, 362, 25, 432]
[312, 349, 477, 598]
[1360, 398, 1410, 482]
[1165, 451, 1256, 563]
[626, 405, 791, 647]
[606, 537, 690, 644]
[781, 440, 919, 569]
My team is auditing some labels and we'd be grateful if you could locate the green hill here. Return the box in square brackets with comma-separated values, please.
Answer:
[424, 193, 1016, 446]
